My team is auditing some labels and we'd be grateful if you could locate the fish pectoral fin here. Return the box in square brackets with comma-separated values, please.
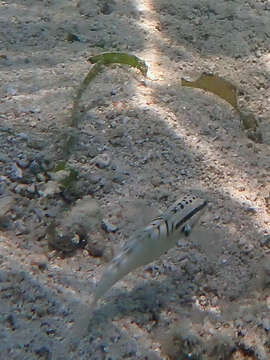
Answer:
[182, 224, 191, 236]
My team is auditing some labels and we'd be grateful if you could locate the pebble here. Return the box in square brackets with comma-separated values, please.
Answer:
[88, 173, 101, 184]
[151, 178, 163, 187]
[35, 346, 51, 360]
[17, 155, 30, 169]
[95, 153, 111, 169]
[5, 314, 16, 330]
[241, 243, 254, 254]
[144, 352, 160, 360]
[262, 318, 270, 331]
[260, 235, 270, 248]
[0, 215, 10, 230]
[101, 219, 118, 233]
[86, 243, 104, 257]
[0, 152, 9, 163]
[180, 169, 187, 176]
[88, 145, 99, 158]
[0, 195, 14, 217]
[30, 255, 48, 271]
[266, 297, 270, 310]
[243, 313, 254, 323]
[36, 173, 47, 182]
[109, 137, 126, 147]
[100, 178, 113, 193]
[29, 160, 41, 175]
[124, 341, 137, 357]
[112, 172, 125, 185]
[235, 319, 244, 328]
[13, 184, 36, 197]
[6, 86, 16, 96]
[5, 163, 23, 181]
[27, 138, 46, 150]
[245, 206, 257, 214]
[14, 220, 29, 235]
[37, 181, 61, 197]
[17, 132, 28, 141]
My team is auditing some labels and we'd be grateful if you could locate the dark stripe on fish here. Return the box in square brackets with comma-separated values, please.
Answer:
[175, 200, 207, 230]
[165, 219, 169, 236]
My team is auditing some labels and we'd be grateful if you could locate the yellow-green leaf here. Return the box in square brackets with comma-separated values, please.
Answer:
[181, 73, 238, 110]
[88, 52, 148, 76]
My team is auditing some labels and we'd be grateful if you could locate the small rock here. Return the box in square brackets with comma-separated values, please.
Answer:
[102, 219, 118, 233]
[37, 181, 61, 197]
[112, 172, 125, 185]
[151, 177, 163, 187]
[235, 320, 244, 328]
[243, 313, 254, 323]
[180, 169, 187, 176]
[124, 341, 137, 357]
[69, 197, 101, 225]
[47, 226, 86, 253]
[0, 195, 14, 217]
[266, 297, 270, 310]
[245, 206, 257, 214]
[66, 32, 81, 42]
[35, 173, 46, 184]
[260, 235, 270, 248]
[238, 186, 245, 191]
[35, 346, 51, 360]
[100, 178, 113, 193]
[0, 215, 10, 229]
[13, 184, 31, 197]
[143, 352, 160, 360]
[51, 170, 70, 182]
[27, 137, 46, 150]
[0, 152, 9, 163]
[0, 54, 8, 60]
[6, 86, 16, 96]
[17, 132, 28, 141]
[100, 1, 114, 14]
[88, 173, 101, 184]
[95, 153, 111, 169]
[17, 155, 30, 168]
[5, 314, 16, 330]
[0, 181, 10, 195]
[29, 254, 48, 271]
[108, 127, 125, 138]
[262, 318, 270, 331]
[88, 144, 99, 158]
[5, 163, 23, 181]
[29, 159, 41, 175]
[158, 190, 169, 201]
[241, 243, 254, 254]
[109, 137, 126, 147]
[86, 243, 104, 257]
[15, 220, 29, 235]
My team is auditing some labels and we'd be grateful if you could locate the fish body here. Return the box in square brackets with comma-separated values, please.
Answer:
[92, 192, 207, 306]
